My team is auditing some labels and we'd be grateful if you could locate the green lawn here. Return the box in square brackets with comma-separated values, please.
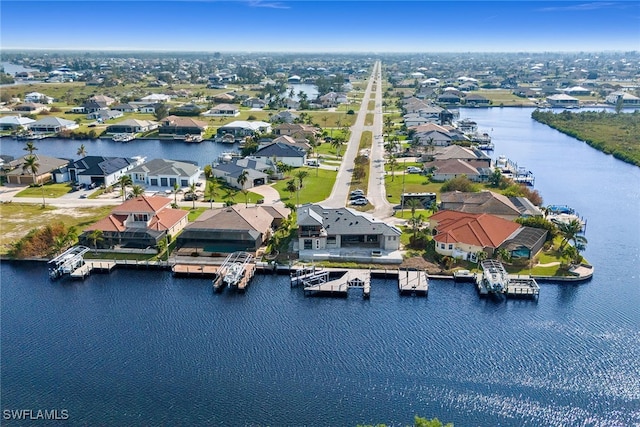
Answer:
[466, 90, 536, 107]
[272, 167, 337, 205]
[364, 113, 374, 126]
[384, 174, 441, 205]
[182, 207, 207, 221]
[15, 182, 73, 198]
[0, 203, 114, 255]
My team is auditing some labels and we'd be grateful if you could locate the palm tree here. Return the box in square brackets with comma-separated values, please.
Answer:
[557, 219, 584, 251]
[405, 198, 422, 217]
[203, 164, 213, 180]
[205, 179, 218, 209]
[22, 155, 46, 206]
[77, 144, 87, 158]
[294, 169, 308, 190]
[23, 141, 38, 155]
[294, 169, 309, 207]
[237, 169, 248, 189]
[224, 188, 238, 206]
[475, 250, 488, 267]
[118, 175, 132, 202]
[130, 184, 145, 198]
[172, 182, 181, 207]
[187, 182, 198, 209]
[285, 179, 297, 202]
[384, 116, 393, 136]
[388, 156, 398, 181]
[87, 230, 104, 253]
[408, 213, 424, 238]
[330, 137, 344, 158]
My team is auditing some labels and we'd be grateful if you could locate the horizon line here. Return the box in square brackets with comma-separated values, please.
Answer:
[3, 48, 638, 55]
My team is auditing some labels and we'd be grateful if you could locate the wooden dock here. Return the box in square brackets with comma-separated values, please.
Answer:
[505, 276, 539, 298]
[172, 264, 219, 278]
[69, 261, 116, 280]
[398, 269, 428, 296]
[233, 263, 256, 292]
[298, 269, 371, 298]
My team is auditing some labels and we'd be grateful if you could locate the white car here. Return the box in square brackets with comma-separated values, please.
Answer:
[406, 166, 422, 174]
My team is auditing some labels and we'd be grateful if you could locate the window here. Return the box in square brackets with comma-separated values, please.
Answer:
[316, 239, 320, 249]
[304, 239, 312, 250]
[133, 214, 149, 222]
[448, 244, 453, 250]
[441, 243, 445, 249]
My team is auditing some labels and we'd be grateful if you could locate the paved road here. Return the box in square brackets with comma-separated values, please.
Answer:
[321, 60, 394, 218]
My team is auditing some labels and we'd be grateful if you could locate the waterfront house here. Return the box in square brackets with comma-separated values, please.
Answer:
[176, 205, 290, 253]
[202, 103, 240, 117]
[57, 156, 142, 187]
[546, 94, 579, 108]
[106, 119, 158, 134]
[428, 210, 546, 261]
[80, 195, 188, 249]
[437, 92, 462, 105]
[440, 190, 542, 221]
[158, 115, 208, 137]
[464, 94, 490, 107]
[0, 115, 35, 131]
[429, 159, 491, 182]
[296, 204, 402, 263]
[422, 145, 491, 168]
[128, 158, 201, 188]
[27, 116, 79, 134]
[215, 120, 271, 142]
[252, 142, 307, 167]
[1, 154, 69, 185]
[563, 86, 591, 96]
[605, 91, 640, 106]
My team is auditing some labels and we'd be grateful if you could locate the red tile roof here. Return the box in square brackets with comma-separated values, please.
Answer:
[113, 195, 172, 214]
[431, 210, 520, 248]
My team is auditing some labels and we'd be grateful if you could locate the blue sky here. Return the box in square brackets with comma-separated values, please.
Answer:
[1, 1, 639, 52]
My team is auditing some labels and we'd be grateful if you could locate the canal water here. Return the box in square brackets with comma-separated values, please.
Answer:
[2, 108, 639, 426]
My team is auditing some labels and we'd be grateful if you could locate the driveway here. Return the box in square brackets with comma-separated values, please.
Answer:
[250, 184, 285, 207]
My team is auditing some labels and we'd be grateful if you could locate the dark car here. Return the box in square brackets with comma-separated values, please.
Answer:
[184, 193, 199, 201]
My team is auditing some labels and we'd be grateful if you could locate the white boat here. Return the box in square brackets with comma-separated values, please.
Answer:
[223, 263, 244, 286]
[112, 133, 135, 142]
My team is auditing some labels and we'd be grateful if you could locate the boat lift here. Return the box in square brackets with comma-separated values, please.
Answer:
[48, 246, 90, 280]
[213, 251, 254, 291]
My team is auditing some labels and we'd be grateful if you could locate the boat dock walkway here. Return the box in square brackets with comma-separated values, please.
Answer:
[69, 261, 116, 279]
[173, 264, 219, 277]
[213, 251, 255, 293]
[292, 267, 371, 298]
[476, 260, 539, 299]
[398, 269, 429, 296]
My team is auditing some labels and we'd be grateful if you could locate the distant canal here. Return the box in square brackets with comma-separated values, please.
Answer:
[2, 108, 639, 426]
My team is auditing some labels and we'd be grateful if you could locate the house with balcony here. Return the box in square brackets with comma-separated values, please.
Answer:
[80, 195, 188, 249]
[547, 94, 580, 108]
[296, 204, 402, 263]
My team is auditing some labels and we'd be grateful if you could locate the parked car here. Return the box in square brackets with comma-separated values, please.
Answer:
[184, 192, 199, 201]
[350, 198, 368, 206]
[406, 166, 423, 174]
[350, 189, 364, 196]
[350, 193, 366, 200]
